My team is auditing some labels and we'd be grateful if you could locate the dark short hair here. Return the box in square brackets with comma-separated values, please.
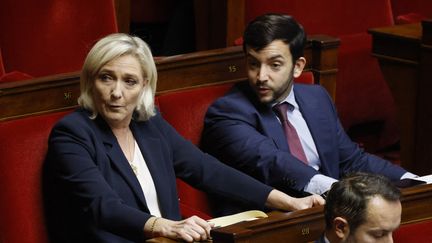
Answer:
[324, 172, 401, 232]
[242, 13, 306, 63]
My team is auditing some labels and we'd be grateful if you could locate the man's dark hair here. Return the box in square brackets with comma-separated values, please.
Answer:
[324, 172, 401, 232]
[242, 13, 307, 63]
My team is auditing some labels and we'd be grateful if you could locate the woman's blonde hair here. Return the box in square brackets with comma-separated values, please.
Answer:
[78, 33, 157, 121]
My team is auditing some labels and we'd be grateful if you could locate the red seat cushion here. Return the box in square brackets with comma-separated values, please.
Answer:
[396, 12, 426, 24]
[245, 0, 394, 37]
[0, 48, 34, 82]
[391, 0, 432, 24]
[0, 70, 33, 82]
[296, 71, 315, 85]
[393, 220, 432, 243]
[336, 33, 398, 151]
[157, 83, 234, 145]
[157, 83, 234, 219]
[0, 48, 5, 76]
[0, 110, 71, 243]
[176, 179, 212, 220]
[0, 0, 118, 78]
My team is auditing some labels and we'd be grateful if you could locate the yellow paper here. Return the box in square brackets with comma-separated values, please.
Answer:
[208, 210, 268, 228]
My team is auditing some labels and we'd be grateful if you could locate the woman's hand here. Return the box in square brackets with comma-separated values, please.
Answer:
[265, 189, 325, 211]
[145, 216, 213, 242]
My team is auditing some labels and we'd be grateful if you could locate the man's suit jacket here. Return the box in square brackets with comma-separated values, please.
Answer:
[315, 234, 328, 243]
[43, 108, 271, 243]
[202, 81, 406, 195]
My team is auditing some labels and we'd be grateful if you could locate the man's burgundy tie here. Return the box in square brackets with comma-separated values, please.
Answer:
[273, 102, 308, 164]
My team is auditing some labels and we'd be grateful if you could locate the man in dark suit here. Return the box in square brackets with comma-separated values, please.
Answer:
[201, 13, 416, 205]
[318, 172, 401, 243]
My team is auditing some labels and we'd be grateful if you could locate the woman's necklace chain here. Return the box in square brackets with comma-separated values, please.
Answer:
[126, 130, 138, 176]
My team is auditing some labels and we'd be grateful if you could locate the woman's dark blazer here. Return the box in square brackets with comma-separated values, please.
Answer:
[43, 108, 271, 243]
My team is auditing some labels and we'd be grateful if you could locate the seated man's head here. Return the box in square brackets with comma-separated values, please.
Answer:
[324, 172, 401, 243]
[242, 13, 306, 104]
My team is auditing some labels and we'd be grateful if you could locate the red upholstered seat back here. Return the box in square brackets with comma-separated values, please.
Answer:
[0, 71, 34, 83]
[393, 220, 432, 243]
[0, 111, 71, 243]
[244, 0, 399, 152]
[157, 83, 234, 219]
[296, 71, 315, 85]
[0, 49, 4, 77]
[391, 0, 432, 24]
[0, 0, 118, 79]
[245, 0, 394, 37]
[0, 48, 34, 82]
[158, 83, 234, 145]
[336, 33, 399, 150]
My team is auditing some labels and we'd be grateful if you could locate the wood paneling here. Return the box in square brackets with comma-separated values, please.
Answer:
[147, 184, 432, 242]
[369, 20, 432, 175]
[0, 35, 339, 121]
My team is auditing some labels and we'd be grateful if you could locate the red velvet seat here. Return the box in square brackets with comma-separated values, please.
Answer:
[391, 0, 432, 24]
[244, 0, 399, 155]
[0, 0, 118, 80]
[0, 49, 4, 77]
[157, 83, 234, 219]
[0, 110, 71, 243]
[0, 48, 33, 82]
[393, 220, 432, 243]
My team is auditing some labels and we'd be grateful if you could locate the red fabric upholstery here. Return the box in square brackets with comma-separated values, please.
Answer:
[296, 71, 315, 85]
[0, 48, 34, 82]
[396, 13, 427, 24]
[244, 0, 399, 153]
[157, 83, 234, 219]
[245, 0, 394, 37]
[391, 0, 432, 24]
[0, 110, 71, 243]
[336, 34, 398, 151]
[0, 71, 34, 82]
[0, 48, 5, 76]
[0, 0, 118, 79]
[158, 83, 234, 145]
[175, 180, 213, 220]
[393, 220, 432, 243]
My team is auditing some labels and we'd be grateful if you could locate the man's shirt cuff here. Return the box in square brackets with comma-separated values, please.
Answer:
[401, 172, 418, 179]
[304, 174, 338, 195]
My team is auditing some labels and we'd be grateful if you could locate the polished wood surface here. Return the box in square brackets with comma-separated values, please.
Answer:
[400, 183, 432, 224]
[369, 20, 432, 175]
[0, 35, 339, 121]
[211, 207, 324, 243]
[147, 183, 432, 243]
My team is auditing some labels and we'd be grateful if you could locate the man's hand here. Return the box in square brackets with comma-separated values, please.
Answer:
[265, 189, 325, 211]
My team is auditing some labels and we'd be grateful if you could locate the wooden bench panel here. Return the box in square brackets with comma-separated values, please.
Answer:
[148, 184, 432, 243]
[0, 35, 339, 121]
